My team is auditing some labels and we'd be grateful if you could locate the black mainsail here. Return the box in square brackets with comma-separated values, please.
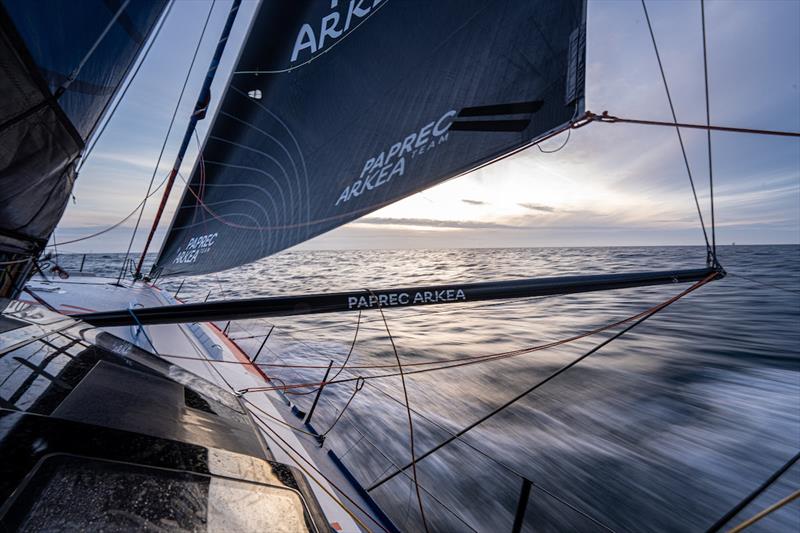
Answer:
[154, 0, 587, 277]
[0, 0, 168, 295]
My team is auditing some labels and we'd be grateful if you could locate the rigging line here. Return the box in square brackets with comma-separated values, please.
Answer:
[289, 336, 617, 530]
[354, 379, 618, 532]
[117, 0, 217, 282]
[221, 320, 638, 526]
[318, 376, 365, 438]
[701, 0, 717, 262]
[242, 402, 384, 533]
[237, 394, 318, 437]
[44, 172, 171, 248]
[727, 272, 800, 296]
[367, 291, 430, 533]
[589, 112, 800, 138]
[727, 490, 800, 533]
[369, 272, 718, 491]
[170, 321, 317, 441]
[176, 330, 379, 533]
[331, 410, 480, 532]
[295, 310, 364, 397]
[640, 0, 712, 256]
[239, 299, 669, 392]
[329, 310, 362, 383]
[283, 328, 620, 533]
[77, 0, 176, 173]
[705, 450, 800, 533]
[128, 308, 158, 354]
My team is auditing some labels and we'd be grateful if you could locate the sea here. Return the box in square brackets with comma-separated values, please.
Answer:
[50, 245, 799, 532]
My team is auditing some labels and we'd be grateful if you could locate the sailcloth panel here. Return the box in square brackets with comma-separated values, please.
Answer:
[155, 0, 586, 276]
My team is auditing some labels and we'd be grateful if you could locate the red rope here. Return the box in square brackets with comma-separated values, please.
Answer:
[236, 296, 670, 394]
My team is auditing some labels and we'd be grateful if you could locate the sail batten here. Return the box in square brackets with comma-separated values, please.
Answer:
[154, 0, 587, 277]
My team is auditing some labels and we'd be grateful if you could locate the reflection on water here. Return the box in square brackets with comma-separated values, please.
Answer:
[58, 246, 799, 531]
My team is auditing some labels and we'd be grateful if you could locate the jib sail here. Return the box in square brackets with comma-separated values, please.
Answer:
[154, 0, 586, 277]
[0, 0, 168, 295]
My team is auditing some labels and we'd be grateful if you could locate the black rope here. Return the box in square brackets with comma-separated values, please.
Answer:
[370, 290, 430, 533]
[217, 304, 617, 530]
[705, 450, 800, 532]
[288, 310, 363, 398]
[355, 377, 617, 531]
[700, 0, 717, 264]
[243, 399, 390, 533]
[641, 0, 712, 259]
[329, 310, 362, 381]
[369, 273, 715, 491]
[319, 376, 365, 438]
[728, 272, 800, 296]
[169, 340, 381, 531]
[117, 0, 216, 282]
[44, 167, 172, 248]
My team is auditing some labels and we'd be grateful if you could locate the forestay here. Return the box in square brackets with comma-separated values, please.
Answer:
[154, 0, 586, 277]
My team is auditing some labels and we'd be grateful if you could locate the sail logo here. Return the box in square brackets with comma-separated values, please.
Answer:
[173, 232, 218, 264]
[335, 109, 456, 206]
[347, 288, 467, 309]
[291, 0, 384, 63]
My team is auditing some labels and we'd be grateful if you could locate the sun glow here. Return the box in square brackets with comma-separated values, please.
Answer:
[365, 143, 645, 229]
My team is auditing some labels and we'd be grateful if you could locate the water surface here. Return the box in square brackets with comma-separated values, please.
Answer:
[54, 246, 800, 532]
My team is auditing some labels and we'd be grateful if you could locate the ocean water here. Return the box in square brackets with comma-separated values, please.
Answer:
[53, 245, 799, 532]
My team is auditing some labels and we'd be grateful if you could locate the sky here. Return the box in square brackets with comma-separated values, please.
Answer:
[54, 0, 800, 253]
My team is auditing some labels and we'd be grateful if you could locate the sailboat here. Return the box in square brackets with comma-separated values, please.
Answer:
[2, 0, 797, 531]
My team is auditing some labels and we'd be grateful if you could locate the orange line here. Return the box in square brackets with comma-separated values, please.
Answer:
[207, 321, 271, 382]
[148, 282, 270, 384]
[60, 303, 97, 313]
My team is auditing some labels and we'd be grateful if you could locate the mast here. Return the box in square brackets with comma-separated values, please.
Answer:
[133, 0, 242, 279]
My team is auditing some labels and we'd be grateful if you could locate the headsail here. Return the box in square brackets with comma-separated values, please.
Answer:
[0, 0, 168, 294]
[154, 0, 586, 277]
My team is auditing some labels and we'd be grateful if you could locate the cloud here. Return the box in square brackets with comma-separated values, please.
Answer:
[462, 199, 487, 205]
[518, 202, 556, 213]
[357, 217, 519, 230]
[359, 215, 621, 231]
